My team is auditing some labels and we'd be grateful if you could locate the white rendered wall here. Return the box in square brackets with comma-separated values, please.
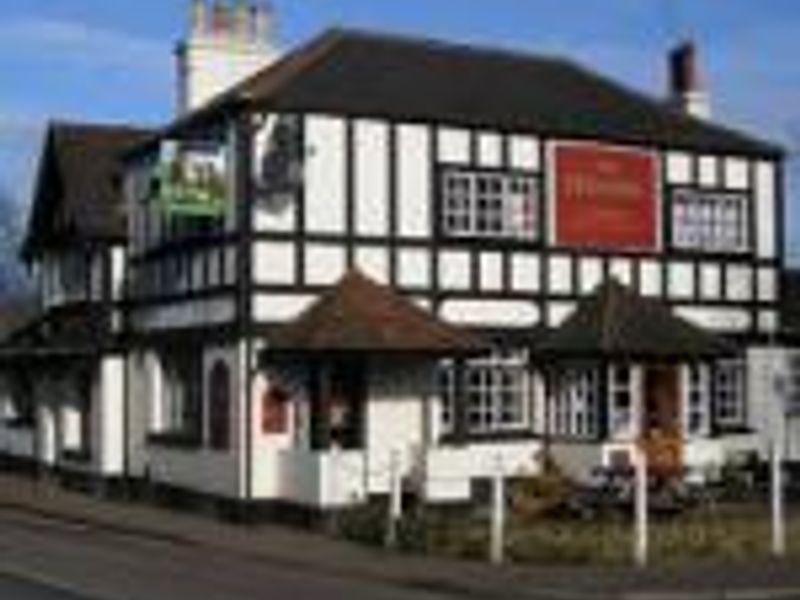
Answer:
[304, 115, 346, 234]
[96, 356, 125, 475]
[354, 119, 390, 236]
[397, 125, 431, 237]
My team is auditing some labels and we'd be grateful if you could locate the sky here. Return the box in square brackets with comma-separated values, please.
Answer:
[0, 0, 798, 257]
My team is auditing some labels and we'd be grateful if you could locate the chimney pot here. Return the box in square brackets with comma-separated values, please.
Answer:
[670, 41, 700, 96]
[211, 1, 229, 35]
[668, 40, 711, 119]
[190, 0, 206, 36]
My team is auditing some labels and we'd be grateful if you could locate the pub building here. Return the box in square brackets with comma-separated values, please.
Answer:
[0, 0, 792, 510]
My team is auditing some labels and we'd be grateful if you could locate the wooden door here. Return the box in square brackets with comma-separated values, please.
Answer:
[642, 366, 682, 477]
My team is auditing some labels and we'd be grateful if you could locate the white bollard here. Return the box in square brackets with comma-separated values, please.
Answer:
[634, 445, 648, 567]
[489, 455, 506, 565]
[386, 449, 402, 548]
[771, 440, 786, 557]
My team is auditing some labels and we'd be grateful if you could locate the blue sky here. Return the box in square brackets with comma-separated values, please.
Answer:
[1, 0, 798, 257]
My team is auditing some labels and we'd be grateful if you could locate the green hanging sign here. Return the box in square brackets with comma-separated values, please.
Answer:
[155, 159, 227, 218]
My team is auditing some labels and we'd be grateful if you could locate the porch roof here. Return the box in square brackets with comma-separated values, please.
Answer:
[532, 280, 735, 362]
[0, 304, 109, 367]
[263, 270, 484, 356]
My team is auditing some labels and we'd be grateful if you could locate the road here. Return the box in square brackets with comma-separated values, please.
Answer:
[0, 510, 454, 600]
[0, 571, 91, 600]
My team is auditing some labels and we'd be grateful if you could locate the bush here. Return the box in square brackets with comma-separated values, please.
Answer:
[508, 465, 575, 522]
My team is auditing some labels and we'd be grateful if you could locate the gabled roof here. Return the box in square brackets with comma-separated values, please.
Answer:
[533, 280, 734, 361]
[264, 269, 483, 355]
[152, 28, 781, 158]
[22, 121, 152, 260]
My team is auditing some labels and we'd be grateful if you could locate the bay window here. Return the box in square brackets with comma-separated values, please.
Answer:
[439, 351, 531, 435]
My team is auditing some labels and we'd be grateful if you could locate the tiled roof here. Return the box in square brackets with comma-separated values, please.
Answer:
[533, 279, 734, 361]
[265, 269, 483, 355]
[23, 121, 152, 259]
[0, 304, 111, 364]
[155, 28, 781, 158]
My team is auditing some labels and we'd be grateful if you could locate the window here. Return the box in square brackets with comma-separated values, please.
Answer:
[609, 365, 634, 437]
[440, 169, 539, 240]
[550, 369, 600, 438]
[671, 189, 749, 253]
[7, 374, 34, 427]
[787, 353, 800, 414]
[685, 364, 710, 436]
[438, 351, 530, 435]
[714, 359, 746, 428]
[161, 351, 203, 442]
[208, 361, 231, 450]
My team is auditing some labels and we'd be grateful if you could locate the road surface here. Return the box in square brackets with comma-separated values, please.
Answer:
[0, 509, 454, 600]
[0, 571, 92, 599]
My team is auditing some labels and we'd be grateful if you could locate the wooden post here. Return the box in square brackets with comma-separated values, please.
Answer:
[489, 454, 506, 564]
[634, 443, 648, 567]
[771, 359, 787, 558]
[452, 358, 468, 444]
[385, 449, 402, 549]
[771, 439, 785, 557]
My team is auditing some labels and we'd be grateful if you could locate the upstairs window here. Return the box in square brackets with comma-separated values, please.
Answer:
[440, 169, 539, 240]
[671, 189, 750, 253]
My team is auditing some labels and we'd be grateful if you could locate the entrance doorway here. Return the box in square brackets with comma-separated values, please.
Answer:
[642, 365, 682, 477]
[310, 359, 366, 450]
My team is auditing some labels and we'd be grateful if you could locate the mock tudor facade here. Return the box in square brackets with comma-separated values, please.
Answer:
[0, 2, 794, 511]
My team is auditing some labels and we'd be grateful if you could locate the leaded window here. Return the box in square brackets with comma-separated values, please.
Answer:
[609, 365, 634, 437]
[671, 189, 749, 253]
[438, 351, 530, 434]
[550, 369, 600, 438]
[714, 359, 747, 428]
[685, 364, 710, 436]
[440, 169, 539, 240]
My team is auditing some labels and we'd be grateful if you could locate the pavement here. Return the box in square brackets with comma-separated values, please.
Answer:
[1, 472, 800, 600]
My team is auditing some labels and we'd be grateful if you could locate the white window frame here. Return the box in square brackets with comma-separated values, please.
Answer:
[787, 352, 800, 415]
[713, 359, 747, 428]
[549, 368, 600, 439]
[608, 364, 637, 439]
[440, 169, 539, 240]
[671, 188, 750, 253]
[438, 351, 532, 435]
[683, 364, 710, 438]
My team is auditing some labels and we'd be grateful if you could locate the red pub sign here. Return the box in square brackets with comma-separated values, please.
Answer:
[554, 142, 657, 250]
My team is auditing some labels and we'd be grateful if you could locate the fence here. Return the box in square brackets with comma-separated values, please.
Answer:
[330, 447, 799, 567]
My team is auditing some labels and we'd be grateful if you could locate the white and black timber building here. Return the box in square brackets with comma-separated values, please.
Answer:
[0, 1, 796, 510]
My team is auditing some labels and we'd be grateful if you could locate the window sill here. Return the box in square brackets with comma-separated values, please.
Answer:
[3, 417, 35, 430]
[61, 449, 92, 464]
[712, 424, 754, 436]
[439, 429, 538, 444]
[147, 432, 202, 450]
